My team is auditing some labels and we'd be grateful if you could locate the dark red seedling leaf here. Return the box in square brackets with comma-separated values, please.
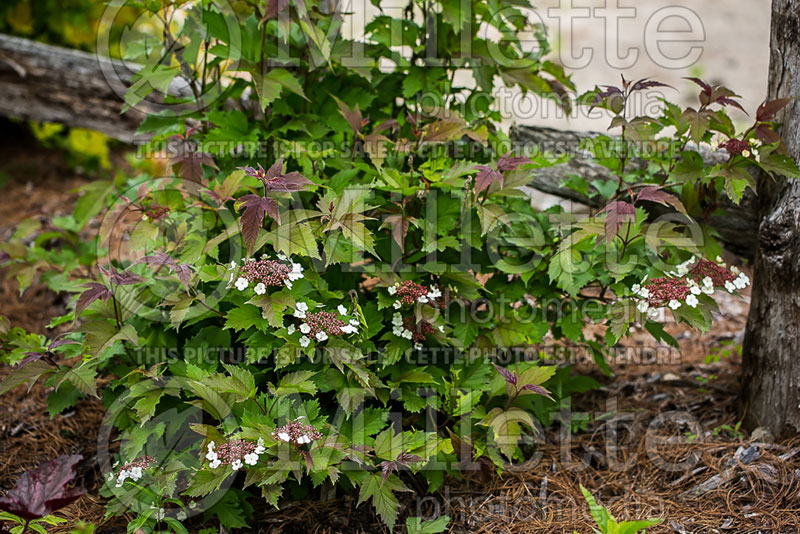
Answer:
[75, 282, 112, 316]
[630, 78, 674, 92]
[601, 201, 636, 241]
[756, 98, 793, 122]
[237, 194, 280, 252]
[636, 186, 687, 215]
[473, 165, 502, 193]
[522, 383, 554, 401]
[496, 151, 532, 171]
[0, 455, 85, 520]
[494, 364, 518, 386]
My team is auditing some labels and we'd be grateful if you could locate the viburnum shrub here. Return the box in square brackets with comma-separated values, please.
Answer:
[0, 1, 798, 532]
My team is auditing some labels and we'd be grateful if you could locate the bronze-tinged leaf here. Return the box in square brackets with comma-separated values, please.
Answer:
[473, 165, 502, 193]
[383, 214, 409, 252]
[262, 0, 290, 20]
[754, 124, 783, 147]
[237, 194, 280, 252]
[75, 283, 112, 316]
[756, 98, 793, 122]
[0, 455, 85, 520]
[600, 201, 636, 241]
[334, 96, 365, 134]
[683, 77, 712, 94]
[636, 186, 687, 215]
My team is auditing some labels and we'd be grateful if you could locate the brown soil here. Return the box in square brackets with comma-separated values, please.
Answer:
[1, 124, 798, 533]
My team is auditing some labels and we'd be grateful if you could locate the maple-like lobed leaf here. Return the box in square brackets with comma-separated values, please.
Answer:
[99, 267, 142, 286]
[716, 96, 747, 114]
[684, 77, 712, 94]
[473, 165, 502, 193]
[238, 194, 280, 252]
[0, 455, 85, 520]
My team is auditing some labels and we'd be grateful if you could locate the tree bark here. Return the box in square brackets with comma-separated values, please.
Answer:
[741, 1, 800, 437]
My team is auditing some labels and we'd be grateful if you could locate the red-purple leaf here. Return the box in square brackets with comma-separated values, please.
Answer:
[474, 165, 502, 193]
[170, 143, 217, 183]
[636, 186, 687, 215]
[99, 267, 142, 286]
[273, 172, 313, 192]
[237, 194, 280, 252]
[0, 455, 85, 520]
[497, 151, 532, 171]
[174, 263, 193, 290]
[522, 383, 554, 400]
[683, 77, 712, 94]
[756, 98, 793, 122]
[75, 282, 112, 316]
[631, 79, 673, 92]
[601, 201, 636, 241]
[494, 364, 518, 386]
[262, 0, 290, 20]
[716, 96, 747, 114]
[754, 124, 782, 146]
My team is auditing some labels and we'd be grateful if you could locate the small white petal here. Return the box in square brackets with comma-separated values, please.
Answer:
[287, 325, 296, 335]
[668, 300, 681, 310]
[338, 305, 348, 315]
[299, 335, 311, 348]
[254, 282, 267, 295]
[388, 285, 397, 295]
[316, 331, 328, 341]
[300, 323, 311, 334]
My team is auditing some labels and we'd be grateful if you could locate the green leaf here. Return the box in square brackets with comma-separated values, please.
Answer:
[357, 473, 408, 529]
[224, 304, 267, 331]
[406, 515, 451, 534]
[0, 360, 53, 395]
[275, 370, 318, 396]
[185, 469, 231, 497]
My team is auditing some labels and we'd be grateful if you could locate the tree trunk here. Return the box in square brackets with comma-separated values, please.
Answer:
[741, 1, 800, 437]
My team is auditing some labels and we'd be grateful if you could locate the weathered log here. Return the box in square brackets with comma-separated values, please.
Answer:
[0, 32, 758, 257]
[0, 33, 193, 143]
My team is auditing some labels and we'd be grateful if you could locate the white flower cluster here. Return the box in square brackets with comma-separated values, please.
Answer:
[289, 302, 359, 348]
[725, 266, 751, 292]
[228, 254, 305, 294]
[205, 438, 266, 471]
[392, 312, 412, 340]
[115, 465, 143, 487]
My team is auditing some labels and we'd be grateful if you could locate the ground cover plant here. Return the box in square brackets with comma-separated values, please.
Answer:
[0, 0, 798, 532]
